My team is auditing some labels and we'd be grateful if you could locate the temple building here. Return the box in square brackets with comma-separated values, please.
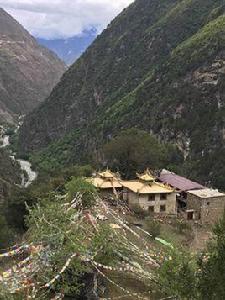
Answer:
[87, 169, 225, 222]
[122, 170, 177, 215]
[86, 170, 123, 197]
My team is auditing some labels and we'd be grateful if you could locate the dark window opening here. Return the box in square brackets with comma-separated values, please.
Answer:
[187, 211, 194, 220]
[160, 205, 166, 212]
[160, 194, 167, 200]
[148, 194, 155, 201]
[149, 206, 154, 213]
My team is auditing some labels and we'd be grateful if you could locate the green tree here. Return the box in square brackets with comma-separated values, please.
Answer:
[66, 177, 97, 209]
[158, 250, 197, 299]
[198, 211, 225, 299]
[0, 214, 15, 247]
[21, 182, 124, 299]
[159, 212, 225, 300]
[103, 128, 182, 178]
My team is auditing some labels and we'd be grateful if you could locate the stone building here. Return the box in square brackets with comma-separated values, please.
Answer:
[186, 189, 225, 224]
[122, 170, 177, 215]
[159, 169, 204, 210]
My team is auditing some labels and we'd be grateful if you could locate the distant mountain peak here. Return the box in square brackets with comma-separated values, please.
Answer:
[37, 29, 97, 65]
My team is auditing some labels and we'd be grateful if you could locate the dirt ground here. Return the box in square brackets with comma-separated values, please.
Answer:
[100, 200, 214, 299]
[157, 219, 213, 253]
[105, 199, 213, 253]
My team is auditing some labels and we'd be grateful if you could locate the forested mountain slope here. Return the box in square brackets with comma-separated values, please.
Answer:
[0, 8, 66, 123]
[18, 0, 225, 188]
[0, 149, 20, 202]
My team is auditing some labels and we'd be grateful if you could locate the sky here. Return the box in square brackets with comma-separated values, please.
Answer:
[0, 0, 134, 39]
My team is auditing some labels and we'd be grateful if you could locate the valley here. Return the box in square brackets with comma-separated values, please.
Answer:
[1, 0, 225, 299]
[1, 125, 37, 188]
[17, 0, 225, 190]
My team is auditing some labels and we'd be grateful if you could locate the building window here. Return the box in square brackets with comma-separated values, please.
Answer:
[148, 194, 155, 201]
[160, 205, 166, 212]
[187, 210, 194, 220]
[149, 206, 154, 213]
[160, 194, 167, 200]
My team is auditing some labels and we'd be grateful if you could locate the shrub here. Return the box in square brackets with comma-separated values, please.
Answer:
[145, 217, 161, 239]
[66, 177, 97, 209]
[5, 127, 15, 136]
[131, 204, 148, 218]
[0, 214, 16, 247]
[172, 219, 191, 234]
[62, 165, 93, 181]
[158, 250, 197, 299]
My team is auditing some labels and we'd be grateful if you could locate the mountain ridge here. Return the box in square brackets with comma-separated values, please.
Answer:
[18, 0, 225, 188]
[0, 8, 66, 123]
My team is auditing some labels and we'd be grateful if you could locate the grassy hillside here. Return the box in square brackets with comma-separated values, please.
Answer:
[19, 0, 225, 188]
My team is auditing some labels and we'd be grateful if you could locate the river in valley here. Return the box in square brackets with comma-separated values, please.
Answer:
[18, 159, 37, 187]
[1, 135, 9, 147]
[1, 132, 37, 188]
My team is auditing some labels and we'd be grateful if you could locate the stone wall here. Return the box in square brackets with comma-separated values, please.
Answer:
[187, 193, 225, 224]
[186, 194, 202, 220]
[126, 191, 177, 215]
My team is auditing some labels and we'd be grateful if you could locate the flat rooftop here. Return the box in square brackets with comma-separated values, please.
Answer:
[187, 188, 225, 199]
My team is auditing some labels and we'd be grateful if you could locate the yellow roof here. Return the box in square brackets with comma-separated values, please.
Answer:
[137, 169, 155, 182]
[98, 170, 115, 179]
[87, 177, 122, 189]
[121, 181, 174, 194]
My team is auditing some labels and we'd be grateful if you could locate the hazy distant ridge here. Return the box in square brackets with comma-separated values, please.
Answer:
[37, 29, 97, 65]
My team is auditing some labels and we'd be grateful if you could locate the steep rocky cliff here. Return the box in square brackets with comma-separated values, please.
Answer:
[0, 8, 66, 123]
[18, 0, 225, 188]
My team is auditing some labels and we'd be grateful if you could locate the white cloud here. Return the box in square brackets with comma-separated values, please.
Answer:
[0, 0, 134, 39]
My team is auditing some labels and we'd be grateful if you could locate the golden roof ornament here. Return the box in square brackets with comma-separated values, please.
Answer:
[137, 168, 155, 182]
